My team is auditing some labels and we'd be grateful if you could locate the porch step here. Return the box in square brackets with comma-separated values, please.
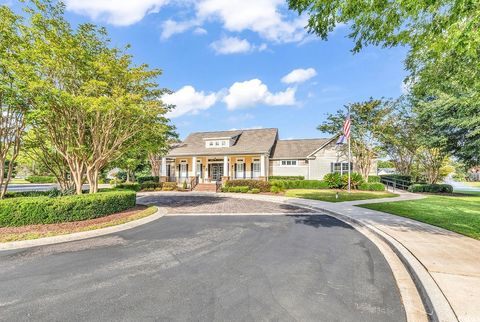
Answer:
[194, 183, 218, 192]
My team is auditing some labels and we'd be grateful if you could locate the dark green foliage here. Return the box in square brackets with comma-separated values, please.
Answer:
[323, 173, 343, 188]
[268, 176, 304, 180]
[270, 180, 329, 189]
[0, 190, 136, 227]
[25, 176, 57, 183]
[225, 180, 271, 192]
[358, 182, 385, 191]
[408, 184, 453, 193]
[367, 175, 381, 183]
[381, 174, 412, 183]
[115, 183, 141, 191]
[137, 176, 159, 184]
[140, 181, 162, 191]
[226, 186, 249, 193]
[341, 172, 364, 189]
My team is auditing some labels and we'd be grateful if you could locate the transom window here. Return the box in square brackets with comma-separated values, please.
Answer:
[281, 160, 298, 166]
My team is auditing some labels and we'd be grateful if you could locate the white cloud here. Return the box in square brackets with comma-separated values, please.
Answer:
[210, 37, 252, 54]
[163, 86, 218, 118]
[65, 0, 169, 26]
[161, 19, 198, 39]
[193, 27, 208, 35]
[210, 36, 267, 55]
[223, 79, 296, 110]
[281, 68, 317, 84]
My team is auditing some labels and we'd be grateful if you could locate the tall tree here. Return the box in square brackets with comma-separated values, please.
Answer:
[318, 99, 390, 180]
[0, 6, 32, 198]
[288, 0, 480, 166]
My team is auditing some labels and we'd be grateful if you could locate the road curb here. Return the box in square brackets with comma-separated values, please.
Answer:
[0, 206, 166, 251]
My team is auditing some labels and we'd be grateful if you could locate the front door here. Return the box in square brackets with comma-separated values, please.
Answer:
[211, 163, 224, 182]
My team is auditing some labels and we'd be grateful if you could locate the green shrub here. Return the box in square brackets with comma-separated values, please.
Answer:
[0, 190, 136, 227]
[270, 179, 329, 189]
[341, 172, 364, 189]
[140, 181, 162, 191]
[227, 186, 249, 193]
[268, 176, 304, 180]
[250, 188, 260, 194]
[367, 175, 381, 183]
[381, 174, 412, 183]
[225, 180, 271, 192]
[270, 186, 283, 193]
[323, 173, 343, 188]
[115, 182, 141, 191]
[162, 182, 177, 191]
[358, 182, 385, 191]
[138, 176, 159, 184]
[25, 176, 57, 183]
[408, 184, 453, 193]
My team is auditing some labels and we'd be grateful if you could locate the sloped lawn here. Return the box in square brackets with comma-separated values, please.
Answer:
[359, 195, 480, 240]
[285, 189, 398, 202]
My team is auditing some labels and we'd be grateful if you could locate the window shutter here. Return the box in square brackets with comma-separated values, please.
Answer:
[330, 163, 333, 173]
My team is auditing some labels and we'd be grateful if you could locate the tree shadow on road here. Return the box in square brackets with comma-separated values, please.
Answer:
[288, 214, 354, 229]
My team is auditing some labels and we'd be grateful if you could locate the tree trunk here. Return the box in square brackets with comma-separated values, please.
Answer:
[86, 166, 100, 193]
[148, 153, 161, 178]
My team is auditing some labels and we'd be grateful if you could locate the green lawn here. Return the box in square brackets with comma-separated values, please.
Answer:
[9, 178, 30, 184]
[359, 195, 480, 240]
[285, 189, 398, 203]
[465, 182, 480, 188]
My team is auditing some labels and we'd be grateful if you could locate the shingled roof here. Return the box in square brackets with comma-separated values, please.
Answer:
[271, 139, 332, 159]
[167, 128, 278, 157]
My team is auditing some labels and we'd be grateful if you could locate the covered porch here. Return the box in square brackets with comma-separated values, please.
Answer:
[161, 155, 267, 185]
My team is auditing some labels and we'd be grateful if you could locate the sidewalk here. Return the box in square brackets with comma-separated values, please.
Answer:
[225, 191, 479, 322]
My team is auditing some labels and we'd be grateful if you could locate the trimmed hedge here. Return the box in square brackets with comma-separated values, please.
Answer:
[140, 181, 162, 191]
[225, 180, 271, 192]
[115, 182, 141, 191]
[268, 176, 304, 180]
[381, 174, 412, 183]
[0, 190, 136, 227]
[162, 182, 177, 191]
[138, 176, 159, 184]
[358, 182, 385, 191]
[25, 176, 57, 183]
[408, 184, 453, 193]
[270, 179, 329, 189]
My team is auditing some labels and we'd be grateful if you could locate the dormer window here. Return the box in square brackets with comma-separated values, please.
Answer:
[205, 138, 232, 148]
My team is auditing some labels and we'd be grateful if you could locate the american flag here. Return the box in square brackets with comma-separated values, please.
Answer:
[343, 115, 351, 139]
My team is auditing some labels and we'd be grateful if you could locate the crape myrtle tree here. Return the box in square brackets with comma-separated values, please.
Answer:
[318, 99, 390, 180]
[0, 6, 33, 198]
[26, 0, 172, 194]
[288, 0, 480, 167]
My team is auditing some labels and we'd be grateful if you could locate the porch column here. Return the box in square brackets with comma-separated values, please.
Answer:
[223, 156, 229, 177]
[192, 157, 197, 177]
[260, 155, 266, 177]
[161, 157, 168, 182]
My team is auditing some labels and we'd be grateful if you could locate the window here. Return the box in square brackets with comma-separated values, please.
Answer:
[180, 163, 188, 178]
[221, 140, 226, 146]
[281, 160, 298, 166]
[205, 140, 230, 148]
[331, 162, 352, 175]
[252, 162, 261, 178]
[196, 163, 202, 178]
[209, 142, 214, 147]
[235, 162, 245, 179]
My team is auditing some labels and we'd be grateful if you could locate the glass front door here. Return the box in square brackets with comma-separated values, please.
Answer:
[211, 163, 224, 182]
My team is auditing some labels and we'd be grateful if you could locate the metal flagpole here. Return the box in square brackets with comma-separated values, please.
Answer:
[348, 106, 351, 194]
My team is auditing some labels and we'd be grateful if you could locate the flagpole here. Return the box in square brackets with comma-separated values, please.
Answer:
[348, 106, 351, 194]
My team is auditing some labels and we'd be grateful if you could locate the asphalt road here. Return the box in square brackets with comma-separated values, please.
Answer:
[0, 196, 406, 321]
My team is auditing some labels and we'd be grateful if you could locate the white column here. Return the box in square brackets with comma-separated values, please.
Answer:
[161, 157, 167, 177]
[223, 156, 229, 177]
[260, 154, 266, 177]
[192, 157, 197, 177]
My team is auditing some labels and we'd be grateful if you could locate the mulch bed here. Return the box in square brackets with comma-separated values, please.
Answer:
[0, 205, 148, 235]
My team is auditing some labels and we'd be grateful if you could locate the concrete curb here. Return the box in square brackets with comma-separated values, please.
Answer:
[0, 206, 166, 251]
[219, 192, 457, 322]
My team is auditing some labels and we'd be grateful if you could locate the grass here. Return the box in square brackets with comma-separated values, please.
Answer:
[0, 206, 157, 242]
[285, 189, 398, 203]
[359, 195, 480, 240]
[9, 178, 30, 184]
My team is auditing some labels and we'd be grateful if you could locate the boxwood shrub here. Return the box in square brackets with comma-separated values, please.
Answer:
[408, 184, 453, 193]
[270, 179, 329, 189]
[358, 182, 385, 191]
[367, 175, 381, 183]
[0, 190, 136, 227]
[138, 176, 159, 184]
[25, 176, 57, 183]
[162, 182, 178, 191]
[225, 180, 271, 192]
[268, 176, 304, 180]
[115, 182, 141, 191]
[140, 181, 162, 191]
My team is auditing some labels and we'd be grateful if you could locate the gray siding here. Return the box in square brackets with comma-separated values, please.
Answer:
[269, 160, 309, 178]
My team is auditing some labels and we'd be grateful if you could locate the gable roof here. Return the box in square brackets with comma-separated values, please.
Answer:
[167, 128, 278, 157]
[271, 138, 332, 159]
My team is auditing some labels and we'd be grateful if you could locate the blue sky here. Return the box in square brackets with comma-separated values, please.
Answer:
[10, 0, 408, 140]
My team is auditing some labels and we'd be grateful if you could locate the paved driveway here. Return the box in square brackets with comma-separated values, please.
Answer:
[0, 195, 405, 321]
